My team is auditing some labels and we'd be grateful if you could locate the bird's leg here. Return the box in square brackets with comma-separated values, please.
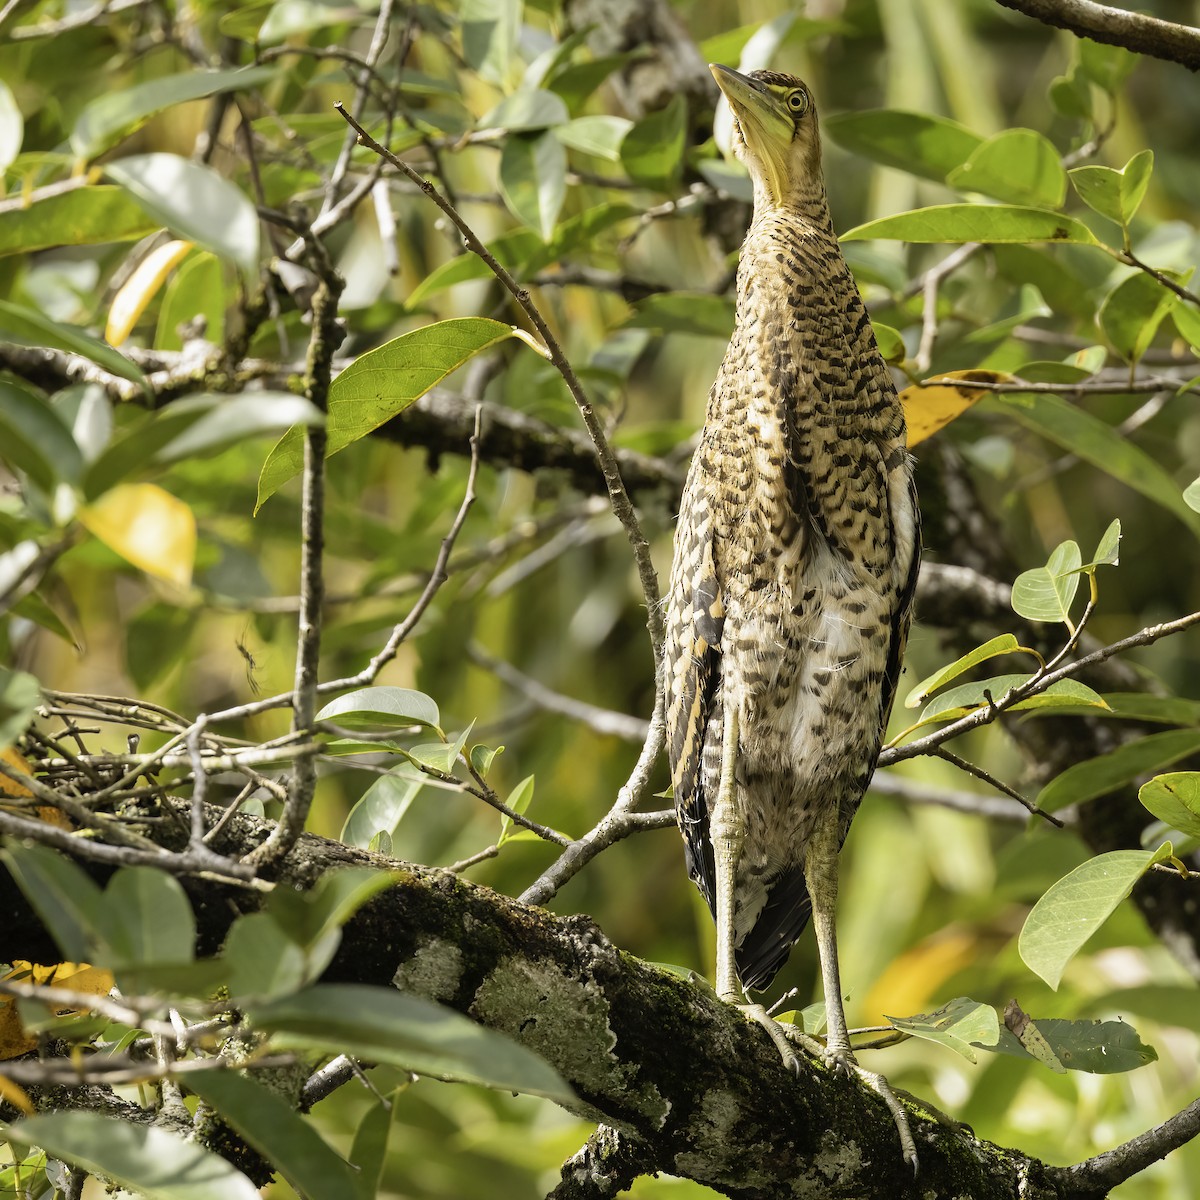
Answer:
[802, 815, 918, 1170]
[711, 705, 801, 1070]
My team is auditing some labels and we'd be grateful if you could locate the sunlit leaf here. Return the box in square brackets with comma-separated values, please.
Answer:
[257, 318, 517, 508]
[621, 94, 686, 187]
[917, 674, 1107, 725]
[342, 772, 424, 850]
[1078, 39, 1137, 93]
[315, 686, 441, 733]
[1011, 539, 1081, 623]
[1019, 845, 1173, 989]
[249, 984, 576, 1103]
[0, 298, 146, 388]
[946, 129, 1067, 209]
[1099, 270, 1181, 364]
[901, 369, 1013, 445]
[886, 997, 999, 1063]
[0, 186, 158, 256]
[71, 67, 276, 160]
[904, 634, 1034, 709]
[1037, 729, 1200, 814]
[106, 154, 259, 274]
[1139, 773, 1200, 839]
[843, 204, 1099, 246]
[1069, 150, 1153, 227]
[5, 1112, 260, 1200]
[78, 482, 196, 587]
[553, 115, 631, 161]
[106, 240, 193, 346]
[499, 130, 567, 240]
[461, 0, 521, 84]
[823, 110, 982, 182]
[481, 88, 568, 132]
[0, 81, 23, 172]
[498, 774, 534, 845]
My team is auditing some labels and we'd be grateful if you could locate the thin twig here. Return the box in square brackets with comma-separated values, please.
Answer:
[934, 748, 1063, 827]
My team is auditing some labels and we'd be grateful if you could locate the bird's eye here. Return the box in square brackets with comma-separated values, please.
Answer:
[786, 89, 809, 115]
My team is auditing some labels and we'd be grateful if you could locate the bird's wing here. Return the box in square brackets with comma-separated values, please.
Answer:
[878, 466, 922, 730]
[665, 500, 724, 905]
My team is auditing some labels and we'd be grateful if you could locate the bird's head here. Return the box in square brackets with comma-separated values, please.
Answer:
[710, 64, 822, 209]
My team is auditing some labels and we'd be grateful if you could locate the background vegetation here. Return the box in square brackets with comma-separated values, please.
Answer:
[1, 0, 1199, 1196]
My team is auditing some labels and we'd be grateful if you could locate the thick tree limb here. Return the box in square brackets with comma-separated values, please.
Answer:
[0, 807, 1176, 1200]
[994, 0, 1200, 70]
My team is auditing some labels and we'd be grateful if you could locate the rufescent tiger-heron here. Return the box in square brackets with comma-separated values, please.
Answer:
[663, 64, 921, 1166]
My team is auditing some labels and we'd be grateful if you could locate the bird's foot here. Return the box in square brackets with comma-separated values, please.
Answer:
[733, 1003, 803, 1073]
[827, 1046, 918, 1174]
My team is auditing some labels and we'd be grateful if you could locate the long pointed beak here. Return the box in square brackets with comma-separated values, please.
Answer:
[709, 64, 791, 144]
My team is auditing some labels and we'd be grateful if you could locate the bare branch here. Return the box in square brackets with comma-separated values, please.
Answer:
[994, 0, 1200, 71]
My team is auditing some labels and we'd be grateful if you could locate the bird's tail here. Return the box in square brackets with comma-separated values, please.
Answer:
[734, 863, 812, 992]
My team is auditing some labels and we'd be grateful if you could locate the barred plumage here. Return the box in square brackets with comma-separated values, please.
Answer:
[663, 67, 920, 1161]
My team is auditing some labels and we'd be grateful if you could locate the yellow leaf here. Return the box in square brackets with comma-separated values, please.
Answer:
[106, 238, 193, 347]
[0, 747, 33, 797]
[79, 482, 196, 587]
[901, 369, 1014, 447]
[0, 1072, 34, 1112]
[0, 962, 115, 1061]
[862, 927, 984, 1025]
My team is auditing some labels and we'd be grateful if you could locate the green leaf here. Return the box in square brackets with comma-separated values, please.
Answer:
[221, 912, 308, 1000]
[342, 771, 424, 849]
[157, 250, 227, 350]
[946, 129, 1067, 209]
[917, 674, 1107, 725]
[1099, 271, 1180, 364]
[469, 743, 503, 777]
[1172, 301, 1200, 355]
[0, 667, 41, 751]
[499, 130, 567, 240]
[347, 1096, 392, 1199]
[249, 984, 576, 1103]
[1, 841, 109, 964]
[1037, 728, 1200, 814]
[823, 110, 982, 182]
[406, 741, 461, 775]
[1022, 1017, 1157, 1073]
[71, 67, 276, 160]
[885, 997, 999, 1064]
[186, 1072, 361, 1200]
[0, 186, 159, 256]
[104, 867, 196, 966]
[1139, 772, 1200, 839]
[1078, 39, 1137, 93]
[0, 81, 23, 172]
[1185, 476, 1200, 514]
[553, 115, 631, 161]
[4, 1112, 260, 1200]
[1069, 150, 1153, 227]
[1086, 518, 1122, 570]
[871, 322, 906, 363]
[904, 634, 1034, 709]
[626, 293, 736, 339]
[267, 867, 395, 950]
[0, 379, 84, 493]
[106, 154, 259, 274]
[1018, 845, 1173, 989]
[315, 686, 441, 733]
[1000, 393, 1200, 533]
[481, 88, 568, 132]
[0, 298, 146, 388]
[154, 393, 324, 464]
[257, 318, 516, 508]
[1011, 540, 1081, 623]
[498, 774, 535, 845]
[461, 0, 521, 84]
[620, 95, 686, 188]
[842, 204, 1099, 246]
